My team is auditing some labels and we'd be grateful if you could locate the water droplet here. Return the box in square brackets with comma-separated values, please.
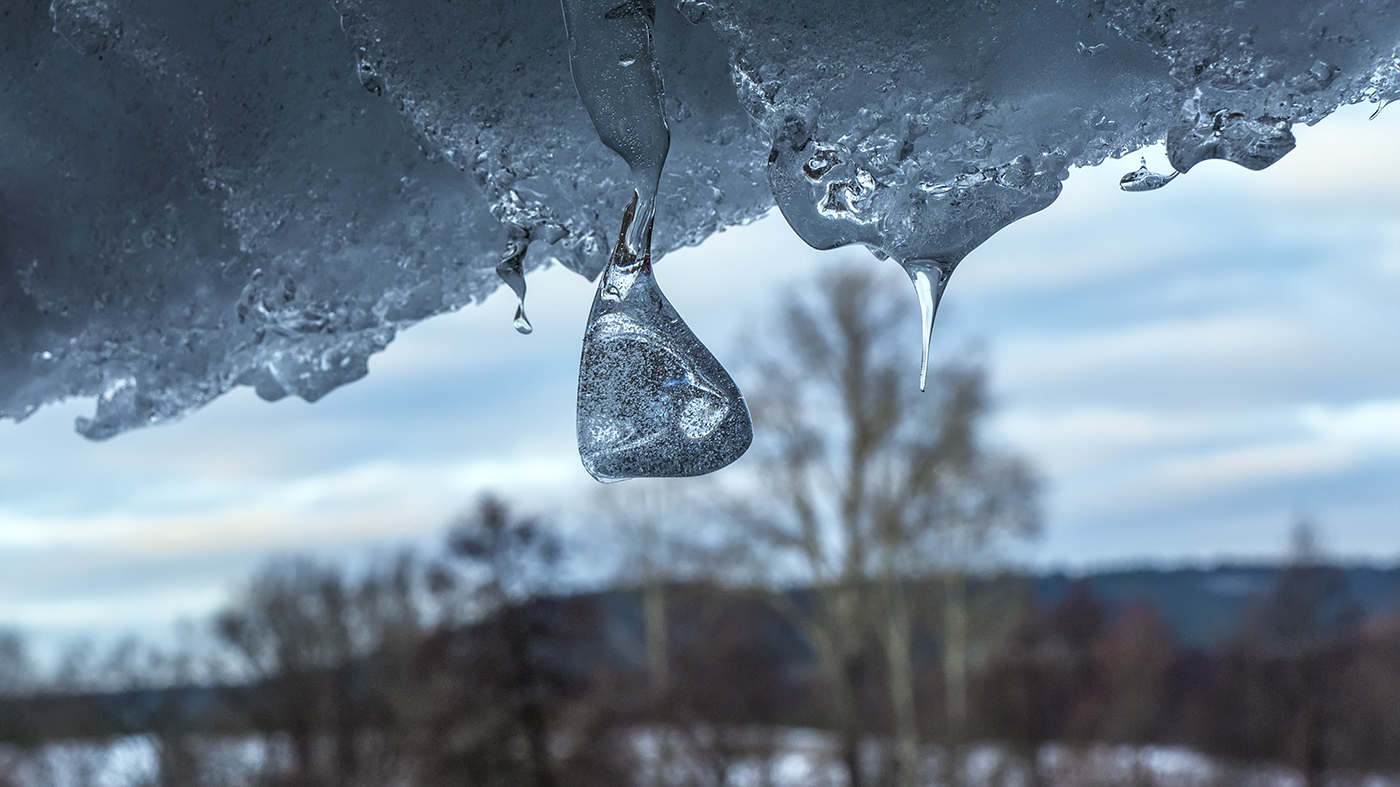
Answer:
[576, 195, 752, 482]
[1119, 157, 1179, 192]
[1076, 41, 1107, 56]
[495, 234, 532, 335]
[902, 260, 955, 392]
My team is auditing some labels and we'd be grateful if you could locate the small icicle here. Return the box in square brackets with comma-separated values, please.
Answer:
[1371, 99, 1393, 121]
[902, 260, 955, 392]
[495, 233, 533, 335]
[1119, 157, 1178, 192]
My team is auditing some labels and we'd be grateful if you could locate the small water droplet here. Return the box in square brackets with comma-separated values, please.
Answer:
[1076, 41, 1107, 56]
[618, 56, 637, 66]
[495, 234, 533, 335]
[902, 260, 955, 392]
[1119, 157, 1179, 192]
[576, 195, 752, 482]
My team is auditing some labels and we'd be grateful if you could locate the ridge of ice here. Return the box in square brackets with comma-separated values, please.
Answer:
[2, 0, 1397, 438]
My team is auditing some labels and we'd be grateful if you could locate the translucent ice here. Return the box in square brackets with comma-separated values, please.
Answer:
[563, 0, 753, 480]
[577, 196, 752, 481]
[1, 0, 1397, 439]
[1119, 158, 1179, 193]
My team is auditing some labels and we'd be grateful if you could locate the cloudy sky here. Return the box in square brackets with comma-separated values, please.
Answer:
[1, 103, 1397, 654]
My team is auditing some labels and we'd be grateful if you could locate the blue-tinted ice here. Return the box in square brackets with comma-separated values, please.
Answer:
[563, 0, 752, 481]
[577, 195, 752, 482]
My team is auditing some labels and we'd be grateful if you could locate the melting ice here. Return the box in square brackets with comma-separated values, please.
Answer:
[2, 0, 1397, 452]
[563, 0, 752, 481]
[1119, 158, 1178, 193]
[576, 195, 751, 481]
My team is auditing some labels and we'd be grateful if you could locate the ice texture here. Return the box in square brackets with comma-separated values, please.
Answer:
[563, 0, 754, 480]
[577, 196, 752, 481]
[2, 0, 1397, 438]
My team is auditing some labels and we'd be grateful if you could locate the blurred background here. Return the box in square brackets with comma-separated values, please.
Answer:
[0, 104, 1396, 786]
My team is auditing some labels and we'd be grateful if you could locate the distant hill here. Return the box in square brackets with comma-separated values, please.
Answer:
[1032, 564, 1400, 649]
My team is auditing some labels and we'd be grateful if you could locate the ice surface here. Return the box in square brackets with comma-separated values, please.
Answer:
[2, 0, 1397, 438]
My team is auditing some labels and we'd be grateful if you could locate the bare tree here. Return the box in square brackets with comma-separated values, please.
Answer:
[739, 264, 1039, 787]
[214, 552, 424, 786]
[423, 495, 630, 787]
[593, 478, 712, 700]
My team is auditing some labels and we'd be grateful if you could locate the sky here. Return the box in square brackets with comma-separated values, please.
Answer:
[1, 103, 1397, 654]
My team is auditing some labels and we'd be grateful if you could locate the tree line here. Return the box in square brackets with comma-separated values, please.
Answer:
[1, 267, 1396, 787]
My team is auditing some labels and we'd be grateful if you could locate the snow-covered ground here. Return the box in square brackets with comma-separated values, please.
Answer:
[9, 730, 1393, 787]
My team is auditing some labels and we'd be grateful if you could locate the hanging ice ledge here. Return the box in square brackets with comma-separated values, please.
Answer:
[2, 0, 1396, 472]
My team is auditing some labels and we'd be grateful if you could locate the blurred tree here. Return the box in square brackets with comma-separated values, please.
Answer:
[1198, 518, 1362, 787]
[1084, 602, 1177, 786]
[1254, 518, 1360, 787]
[739, 264, 1038, 787]
[0, 630, 29, 698]
[1335, 615, 1400, 773]
[215, 553, 424, 786]
[423, 495, 629, 787]
[594, 479, 703, 700]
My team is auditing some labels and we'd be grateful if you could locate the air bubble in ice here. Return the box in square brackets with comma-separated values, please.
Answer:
[356, 50, 385, 96]
[803, 143, 841, 180]
[1119, 158, 1178, 192]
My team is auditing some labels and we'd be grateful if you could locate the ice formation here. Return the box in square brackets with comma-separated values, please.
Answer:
[563, 0, 752, 480]
[2, 0, 1397, 448]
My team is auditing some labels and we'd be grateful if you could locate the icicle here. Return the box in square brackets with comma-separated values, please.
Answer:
[1119, 157, 1179, 192]
[562, 0, 752, 481]
[901, 260, 955, 392]
[494, 232, 533, 335]
[1371, 99, 1393, 120]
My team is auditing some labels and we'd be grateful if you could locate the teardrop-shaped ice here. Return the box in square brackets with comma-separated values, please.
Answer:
[577, 195, 752, 482]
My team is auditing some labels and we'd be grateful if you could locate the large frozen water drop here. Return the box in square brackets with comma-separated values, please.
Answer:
[577, 195, 752, 482]
[564, 0, 752, 480]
